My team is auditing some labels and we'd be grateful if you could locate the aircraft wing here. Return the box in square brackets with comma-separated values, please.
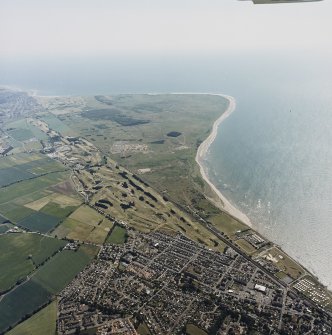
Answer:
[252, 0, 322, 4]
[251, 0, 322, 3]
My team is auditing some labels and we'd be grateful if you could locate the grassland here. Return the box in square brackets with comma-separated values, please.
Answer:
[0, 151, 80, 234]
[0, 153, 65, 187]
[40, 114, 72, 136]
[0, 233, 66, 292]
[0, 171, 69, 205]
[69, 205, 104, 225]
[32, 245, 99, 294]
[52, 205, 111, 243]
[2, 93, 328, 330]
[33, 94, 231, 251]
[58, 94, 247, 243]
[107, 225, 127, 244]
[137, 322, 152, 335]
[7, 301, 57, 335]
[18, 212, 61, 233]
[260, 247, 305, 280]
[6, 118, 49, 141]
[0, 245, 98, 333]
[186, 324, 208, 335]
[0, 224, 13, 234]
[0, 280, 51, 333]
[235, 239, 258, 255]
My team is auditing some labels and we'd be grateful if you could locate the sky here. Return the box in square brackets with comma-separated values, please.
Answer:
[1, 0, 332, 59]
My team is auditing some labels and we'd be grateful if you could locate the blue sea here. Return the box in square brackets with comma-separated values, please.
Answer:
[1, 52, 332, 288]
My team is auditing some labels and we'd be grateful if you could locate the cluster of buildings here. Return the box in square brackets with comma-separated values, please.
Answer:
[57, 231, 332, 334]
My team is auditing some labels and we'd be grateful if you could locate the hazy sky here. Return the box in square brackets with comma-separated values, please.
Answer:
[1, 0, 331, 58]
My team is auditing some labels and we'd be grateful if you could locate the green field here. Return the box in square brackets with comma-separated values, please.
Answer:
[0, 154, 72, 228]
[6, 119, 48, 141]
[0, 205, 36, 223]
[137, 322, 152, 335]
[53, 217, 108, 244]
[0, 214, 9, 223]
[52, 206, 109, 243]
[7, 301, 57, 335]
[106, 225, 127, 244]
[18, 212, 61, 233]
[0, 167, 34, 187]
[186, 324, 208, 335]
[0, 154, 65, 186]
[32, 245, 99, 294]
[39, 201, 78, 219]
[0, 225, 9, 234]
[0, 171, 69, 205]
[0, 245, 97, 333]
[0, 223, 15, 234]
[41, 114, 72, 136]
[8, 128, 35, 142]
[0, 280, 51, 333]
[0, 233, 66, 292]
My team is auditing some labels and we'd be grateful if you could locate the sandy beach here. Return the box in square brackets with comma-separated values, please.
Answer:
[195, 94, 252, 227]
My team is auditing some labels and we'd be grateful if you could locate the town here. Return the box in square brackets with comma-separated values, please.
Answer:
[57, 230, 332, 334]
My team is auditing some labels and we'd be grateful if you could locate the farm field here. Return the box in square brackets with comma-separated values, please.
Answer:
[0, 171, 70, 205]
[32, 244, 99, 294]
[7, 301, 57, 335]
[0, 166, 34, 187]
[69, 205, 104, 225]
[40, 114, 72, 136]
[18, 212, 62, 233]
[52, 205, 111, 243]
[6, 118, 49, 142]
[0, 280, 51, 333]
[0, 233, 66, 292]
[53, 217, 109, 244]
[0, 245, 98, 333]
[0, 225, 11, 234]
[0, 152, 80, 233]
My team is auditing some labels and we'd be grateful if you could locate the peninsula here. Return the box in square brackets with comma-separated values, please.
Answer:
[0, 88, 331, 335]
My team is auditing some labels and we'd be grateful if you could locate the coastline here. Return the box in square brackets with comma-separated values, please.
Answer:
[195, 94, 252, 227]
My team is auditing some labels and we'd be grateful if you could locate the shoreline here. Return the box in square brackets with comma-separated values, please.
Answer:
[195, 94, 252, 227]
[194, 94, 331, 291]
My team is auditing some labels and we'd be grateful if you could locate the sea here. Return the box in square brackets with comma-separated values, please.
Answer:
[1, 51, 332, 288]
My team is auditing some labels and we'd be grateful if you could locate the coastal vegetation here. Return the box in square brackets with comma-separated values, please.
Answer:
[0, 91, 331, 333]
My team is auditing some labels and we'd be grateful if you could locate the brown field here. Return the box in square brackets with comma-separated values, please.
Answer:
[69, 205, 104, 226]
